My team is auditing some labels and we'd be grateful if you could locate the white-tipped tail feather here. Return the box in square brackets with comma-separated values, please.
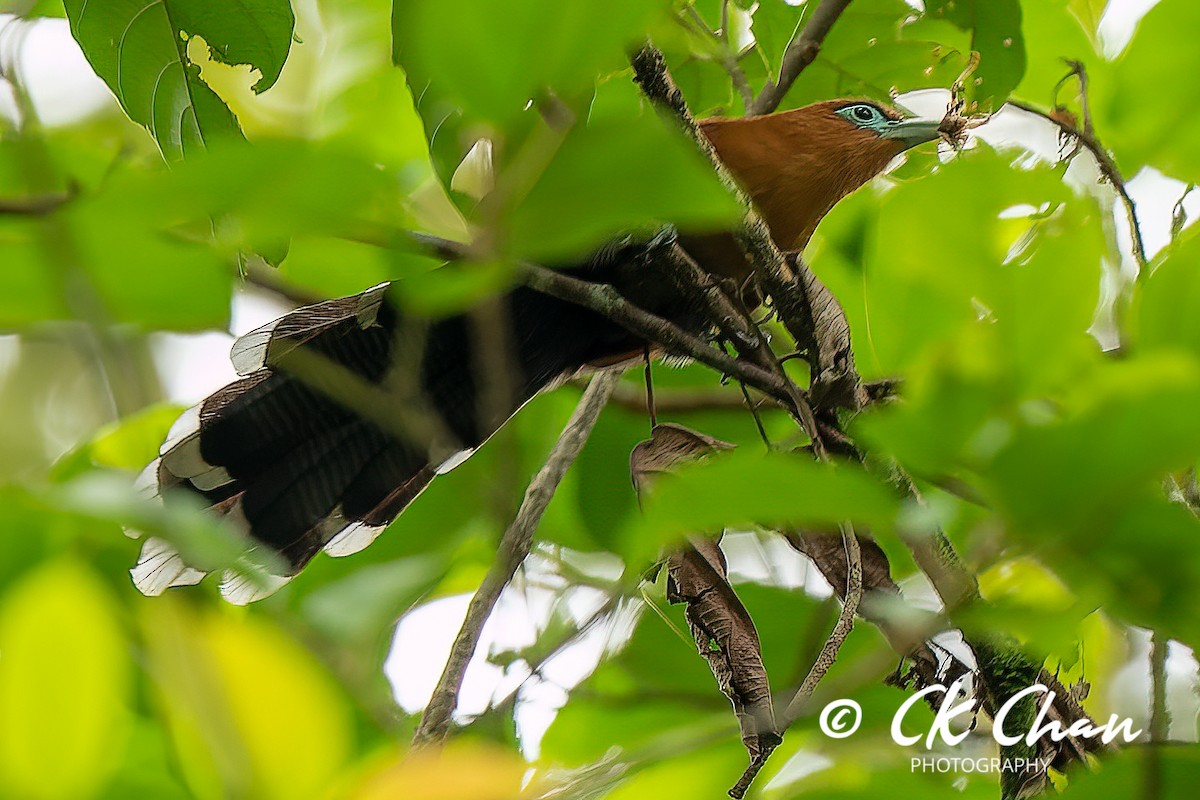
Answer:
[130, 537, 207, 596]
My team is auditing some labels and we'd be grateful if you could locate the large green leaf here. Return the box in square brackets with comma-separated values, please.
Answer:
[912, 0, 1026, 109]
[166, 1, 294, 92]
[624, 450, 898, 563]
[817, 150, 1096, 379]
[393, 0, 668, 126]
[1060, 745, 1200, 798]
[1012, 0, 1107, 107]
[506, 97, 741, 260]
[142, 600, 353, 800]
[393, 0, 672, 197]
[64, 0, 295, 161]
[1099, 0, 1200, 182]
[1137, 232, 1200, 359]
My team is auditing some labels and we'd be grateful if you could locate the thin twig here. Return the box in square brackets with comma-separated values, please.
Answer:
[749, 0, 856, 116]
[642, 345, 658, 428]
[411, 369, 622, 748]
[1007, 98, 1148, 274]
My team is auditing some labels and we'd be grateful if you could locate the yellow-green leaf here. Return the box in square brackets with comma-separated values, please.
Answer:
[0, 560, 132, 800]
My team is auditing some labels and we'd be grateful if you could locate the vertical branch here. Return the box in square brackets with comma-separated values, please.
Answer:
[412, 369, 622, 748]
[1145, 632, 1169, 800]
[748, 0, 856, 116]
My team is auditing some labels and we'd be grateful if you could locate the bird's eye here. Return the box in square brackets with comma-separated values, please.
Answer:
[835, 103, 891, 130]
[836, 103, 888, 128]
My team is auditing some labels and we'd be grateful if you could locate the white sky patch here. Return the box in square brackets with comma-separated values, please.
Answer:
[0, 15, 113, 126]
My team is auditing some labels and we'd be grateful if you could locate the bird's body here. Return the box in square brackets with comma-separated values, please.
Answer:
[133, 98, 942, 602]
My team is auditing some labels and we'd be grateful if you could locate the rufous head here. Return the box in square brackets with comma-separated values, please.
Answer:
[701, 99, 942, 250]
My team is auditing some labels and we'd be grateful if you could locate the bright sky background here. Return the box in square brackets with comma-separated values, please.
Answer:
[1, 0, 1196, 765]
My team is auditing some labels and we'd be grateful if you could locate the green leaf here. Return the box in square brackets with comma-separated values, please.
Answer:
[89, 404, 186, 471]
[1137, 232, 1200, 358]
[751, 0, 803, 82]
[1013, 0, 1107, 102]
[64, 0, 296, 160]
[0, 200, 232, 331]
[777, 0, 963, 110]
[1099, 0, 1200, 182]
[819, 150, 1091, 379]
[1061, 745, 1200, 798]
[624, 450, 898, 563]
[0, 560, 132, 800]
[1067, 0, 1106, 48]
[507, 90, 741, 260]
[143, 600, 353, 800]
[917, 0, 1026, 108]
[166, 0, 295, 93]
[393, 0, 669, 127]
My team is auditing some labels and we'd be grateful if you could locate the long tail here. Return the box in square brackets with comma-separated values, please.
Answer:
[133, 279, 641, 603]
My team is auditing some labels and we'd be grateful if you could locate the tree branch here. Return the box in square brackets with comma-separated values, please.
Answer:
[411, 369, 622, 748]
[1007, 97, 1148, 274]
[519, 262, 796, 404]
[573, 378, 782, 414]
[749, 0, 856, 116]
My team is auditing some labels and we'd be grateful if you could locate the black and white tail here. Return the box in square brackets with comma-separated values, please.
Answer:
[132, 278, 644, 603]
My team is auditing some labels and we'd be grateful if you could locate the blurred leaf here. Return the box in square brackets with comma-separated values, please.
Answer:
[0, 223, 69, 326]
[278, 237, 441, 301]
[508, 98, 741, 260]
[393, 0, 668, 127]
[1067, 0, 1106, 48]
[389, 260, 517, 317]
[143, 600, 353, 800]
[0, 560, 131, 800]
[1099, 0, 1200, 182]
[1015, 0, 1107, 102]
[986, 356, 1200, 644]
[990, 355, 1200, 531]
[1060, 745, 1200, 798]
[89, 404, 185, 471]
[301, 555, 448, 649]
[624, 450, 898, 564]
[828, 151, 1089, 377]
[349, 742, 526, 800]
[64, 0, 249, 161]
[752, 0, 804, 82]
[1137, 232, 1200, 358]
[5, 0, 65, 16]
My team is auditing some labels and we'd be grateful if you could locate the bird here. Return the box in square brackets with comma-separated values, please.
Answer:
[131, 98, 943, 603]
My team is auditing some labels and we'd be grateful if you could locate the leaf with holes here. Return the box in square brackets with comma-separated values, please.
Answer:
[913, 0, 1026, 110]
[64, 0, 295, 161]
